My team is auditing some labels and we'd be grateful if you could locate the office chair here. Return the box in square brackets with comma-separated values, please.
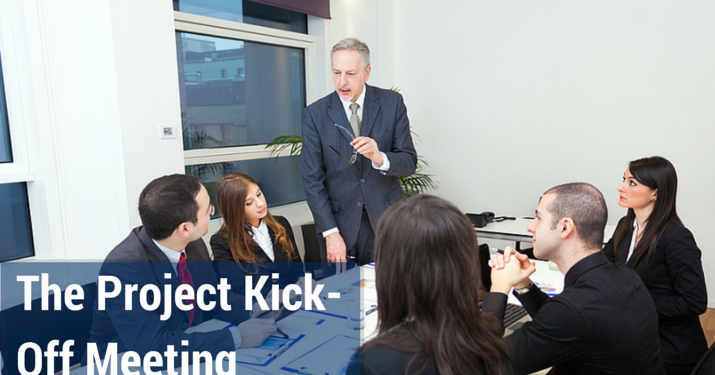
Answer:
[301, 223, 325, 279]
[690, 343, 715, 375]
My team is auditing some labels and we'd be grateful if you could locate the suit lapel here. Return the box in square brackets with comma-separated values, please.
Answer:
[616, 225, 639, 267]
[360, 85, 380, 138]
[616, 239, 629, 265]
[138, 228, 186, 320]
[138, 228, 180, 287]
[267, 225, 286, 262]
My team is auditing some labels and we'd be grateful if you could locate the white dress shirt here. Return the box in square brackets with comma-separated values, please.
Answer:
[626, 219, 644, 263]
[250, 220, 275, 262]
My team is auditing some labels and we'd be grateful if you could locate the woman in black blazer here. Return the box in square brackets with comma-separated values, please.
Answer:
[211, 172, 303, 298]
[603, 156, 707, 375]
[347, 195, 512, 375]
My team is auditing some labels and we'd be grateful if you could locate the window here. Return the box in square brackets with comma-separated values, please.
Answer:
[0, 50, 11, 164]
[173, 0, 308, 33]
[175, 1, 313, 215]
[0, 48, 35, 262]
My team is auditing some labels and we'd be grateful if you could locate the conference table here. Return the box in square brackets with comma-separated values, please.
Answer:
[73, 266, 378, 375]
[73, 260, 563, 375]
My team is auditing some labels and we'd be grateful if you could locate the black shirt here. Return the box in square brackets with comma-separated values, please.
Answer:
[482, 251, 665, 375]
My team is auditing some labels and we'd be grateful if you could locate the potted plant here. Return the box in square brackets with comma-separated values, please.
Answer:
[265, 131, 437, 198]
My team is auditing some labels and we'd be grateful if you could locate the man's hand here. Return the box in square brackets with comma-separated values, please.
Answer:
[326, 232, 347, 264]
[351, 137, 383, 166]
[489, 247, 536, 294]
[237, 318, 277, 348]
[489, 246, 532, 271]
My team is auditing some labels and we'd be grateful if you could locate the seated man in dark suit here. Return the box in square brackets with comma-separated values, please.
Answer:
[87, 174, 277, 361]
[483, 182, 665, 375]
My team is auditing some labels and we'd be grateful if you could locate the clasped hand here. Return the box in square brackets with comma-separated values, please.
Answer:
[488, 246, 536, 295]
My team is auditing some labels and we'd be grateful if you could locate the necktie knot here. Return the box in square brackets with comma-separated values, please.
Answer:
[350, 102, 359, 114]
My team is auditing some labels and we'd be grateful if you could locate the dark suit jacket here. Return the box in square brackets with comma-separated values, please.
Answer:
[483, 252, 665, 375]
[211, 215, 303, 298]
[87, 226, 250, 359]
[301, 85, 417, 253]
[603, 219, 708, 365]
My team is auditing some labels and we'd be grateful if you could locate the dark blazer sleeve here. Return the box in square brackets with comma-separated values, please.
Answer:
[514, 284, 551, 317]
[211, 232, 250, 296]
[301, 104, 338, 233]
[186, 238, 251, 325]
[480, 292, 508, 332]
[382, 93, 417, 177]
[275, 216, 304, 286]
[652, 226, 707, 318]
[98, 263, 237, 358]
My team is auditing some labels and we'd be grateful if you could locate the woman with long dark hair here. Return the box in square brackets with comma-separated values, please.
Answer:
[603, 156, 707, 375]
[211, 172, 303, 297]
[347, 194, 512, 375]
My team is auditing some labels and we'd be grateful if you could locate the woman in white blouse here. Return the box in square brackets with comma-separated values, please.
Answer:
[211, 172, 303, 298]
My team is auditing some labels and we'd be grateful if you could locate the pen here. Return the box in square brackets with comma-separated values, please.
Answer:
[268, 343, 290, 358]
[276, 327, 290, 340]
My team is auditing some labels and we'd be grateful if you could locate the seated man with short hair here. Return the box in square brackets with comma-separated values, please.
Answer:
[87, 174, 277, 361]
[483, 182, 665, 375]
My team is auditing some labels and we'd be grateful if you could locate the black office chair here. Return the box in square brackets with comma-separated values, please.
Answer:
[690, 344, 715, 375]
[301, 223, 325, 279]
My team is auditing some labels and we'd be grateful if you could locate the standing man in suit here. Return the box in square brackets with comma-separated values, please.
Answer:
[87, 174, 277, 362]
[301, 38, 417, 269]
[484, 183, 665, 374]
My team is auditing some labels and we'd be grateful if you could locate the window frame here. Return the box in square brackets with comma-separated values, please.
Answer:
[174, 10, 316, 171]
[0, 2, 37, 262]
[0, 15, 33, 185]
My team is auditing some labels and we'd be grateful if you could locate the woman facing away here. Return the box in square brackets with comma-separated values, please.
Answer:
[602, 156, 707, 375]
[347, 194, 512, 375]
[210, 172, 303, 298]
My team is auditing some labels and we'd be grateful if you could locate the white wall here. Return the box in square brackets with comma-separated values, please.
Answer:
[389, 1, 715, 304]
[2, 0, 185, 262]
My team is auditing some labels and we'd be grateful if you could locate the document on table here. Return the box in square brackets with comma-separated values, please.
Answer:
[315, 278, 378, 318]
[281, 335, 360, 375]
[184, 319, 303, 366]
[233, 335, 303, 366]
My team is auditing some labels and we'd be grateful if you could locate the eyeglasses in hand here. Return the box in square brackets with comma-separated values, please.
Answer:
[329, 124, 358, 165]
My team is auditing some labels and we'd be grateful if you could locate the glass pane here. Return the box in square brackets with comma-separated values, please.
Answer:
[185, 156, 305, 216]
[0, 182, 35, 262]
[177, 32, 305, 150]
[173, 0, 307, 34]
[0, 49, 13, 163]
